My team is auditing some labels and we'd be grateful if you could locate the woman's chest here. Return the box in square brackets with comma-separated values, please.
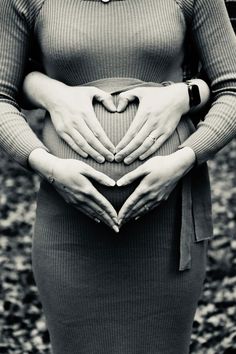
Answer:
[34, 0, 187, 81]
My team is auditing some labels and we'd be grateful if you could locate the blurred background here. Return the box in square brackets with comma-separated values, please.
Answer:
[0, 109, 235, 354]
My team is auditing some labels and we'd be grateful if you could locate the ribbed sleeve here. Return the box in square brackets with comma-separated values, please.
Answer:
[0, 0, 48, 168]
[179, 0, 236, 164]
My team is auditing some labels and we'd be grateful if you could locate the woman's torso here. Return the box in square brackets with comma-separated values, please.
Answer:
[33, 0, 195, 207]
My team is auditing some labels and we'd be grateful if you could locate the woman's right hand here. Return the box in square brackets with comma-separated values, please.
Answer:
[28, 149, 119, 233]
[23, 72, 117, 163]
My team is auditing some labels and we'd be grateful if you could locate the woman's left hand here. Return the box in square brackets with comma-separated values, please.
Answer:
[116, 147, 196, 226]
[115, 83, 190, 164]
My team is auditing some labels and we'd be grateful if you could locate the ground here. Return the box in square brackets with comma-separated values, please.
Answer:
[0, 111, 235, 354]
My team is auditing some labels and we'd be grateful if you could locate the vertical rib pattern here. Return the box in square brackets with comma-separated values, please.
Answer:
[0, 0, 236, 167]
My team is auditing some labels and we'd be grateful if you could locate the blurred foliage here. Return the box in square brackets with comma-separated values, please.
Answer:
[0, 110, 235, 353]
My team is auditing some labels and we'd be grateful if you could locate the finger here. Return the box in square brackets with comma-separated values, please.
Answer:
[62, 133, 88, 158]
[93, 88, 117, 112]
[120, 187, 154, 222]
[115, 107, 147, 159]
[88, 187, 118, 224]
[68, 129, 107, 163]
[126, 193, 157, 218]
[116, 90, 139, 112]
[118, 184, 148, 224]
[77, 203, 119, 233]
[82, 164, 116, 187]
[84, 109, 116, 154]
[116, 124, 157, 163]
[116, 97, 129, 112]
[74, 121, 115, 161]
[116, 165, 147, 187]
[133, 200, 160, 221]
[139, 135, 167, 160]
[123, 130, 162, 164]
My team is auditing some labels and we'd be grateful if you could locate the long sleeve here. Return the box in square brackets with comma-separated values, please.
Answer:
[0, 0, 48, 168]
[179, 0, 236, 165]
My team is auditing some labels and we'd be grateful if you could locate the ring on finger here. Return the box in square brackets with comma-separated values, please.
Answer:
[148, 134, 157, 143]
[134, 204, 149, 221]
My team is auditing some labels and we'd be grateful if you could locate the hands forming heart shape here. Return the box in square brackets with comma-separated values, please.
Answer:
[46, 84, 190, 165]
[25, 74, 199, 232]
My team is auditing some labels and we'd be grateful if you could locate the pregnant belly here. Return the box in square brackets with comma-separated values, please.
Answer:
[41, 78, 195, 210]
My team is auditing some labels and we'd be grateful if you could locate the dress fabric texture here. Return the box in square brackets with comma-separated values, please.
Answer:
[1, 0, 236, 353]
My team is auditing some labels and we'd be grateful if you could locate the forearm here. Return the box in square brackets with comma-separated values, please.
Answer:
[179, 93, 236, 165]
[22, 71, 67, 111]
[0, 99, 49, 168]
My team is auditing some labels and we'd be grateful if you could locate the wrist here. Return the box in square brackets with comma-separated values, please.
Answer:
[28, 148, 60, 179]
[171, 147, 196, 176]
[42, 80, 68, 112]
[172, 83, 190, 115]
[23, 72, 68, 112]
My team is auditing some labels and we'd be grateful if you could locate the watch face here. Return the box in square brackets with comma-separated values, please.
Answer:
[191, 84, 201, 107]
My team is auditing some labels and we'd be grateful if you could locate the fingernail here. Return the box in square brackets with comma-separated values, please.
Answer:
[124, 157, 132, 164]
[139, 155, 145, 160]
[134, 216, 140, 221]
[115, 155, 123, 162]
[106, 179, 116, 187]
[116, 180, 123, 187]
[97, 156, 105, 163]
[113, 225, 119, 233]
[111, 104, 117, 112]
[106, 154, 114, 162]
[117, 218, 122, 225]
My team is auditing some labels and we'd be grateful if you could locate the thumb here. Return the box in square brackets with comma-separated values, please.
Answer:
[116, 90, 137, 112]
[82, 164, 116, 187]
[116, 165, 147, 186]
[93, 88, 117, 112]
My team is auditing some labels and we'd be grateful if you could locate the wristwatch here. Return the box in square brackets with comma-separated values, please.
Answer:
[185, 80, 201, 108]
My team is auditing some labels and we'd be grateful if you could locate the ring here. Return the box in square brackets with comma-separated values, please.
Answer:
[48, 175, 55, 184]
[148, 134, 157, 143]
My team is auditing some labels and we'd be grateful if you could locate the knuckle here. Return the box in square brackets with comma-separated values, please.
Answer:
[83, 187, 92, 196]
[93, 131, 101, 138]
[142, 140, 151, 148]
[81, 108, 92, 117]
[97, 209, 105, 216]
[149, 192, 157, 200]
[78, 141, 87, 150]
[138, 187, 147, 196]
[55, 126, 65, 135]
[77, 194, 85, 203]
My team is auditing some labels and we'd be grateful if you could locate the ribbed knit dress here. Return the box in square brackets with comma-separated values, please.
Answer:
[1, 0, 236, 353]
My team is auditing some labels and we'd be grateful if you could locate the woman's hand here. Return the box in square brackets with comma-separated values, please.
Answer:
[116, 147, 196, 226]
[28, 149, 119, 232]
[23, 72, 117, 163]
[115, 79, 210, 164]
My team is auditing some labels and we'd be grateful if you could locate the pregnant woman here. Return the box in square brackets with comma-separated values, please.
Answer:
[1, 0, 236, 353]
